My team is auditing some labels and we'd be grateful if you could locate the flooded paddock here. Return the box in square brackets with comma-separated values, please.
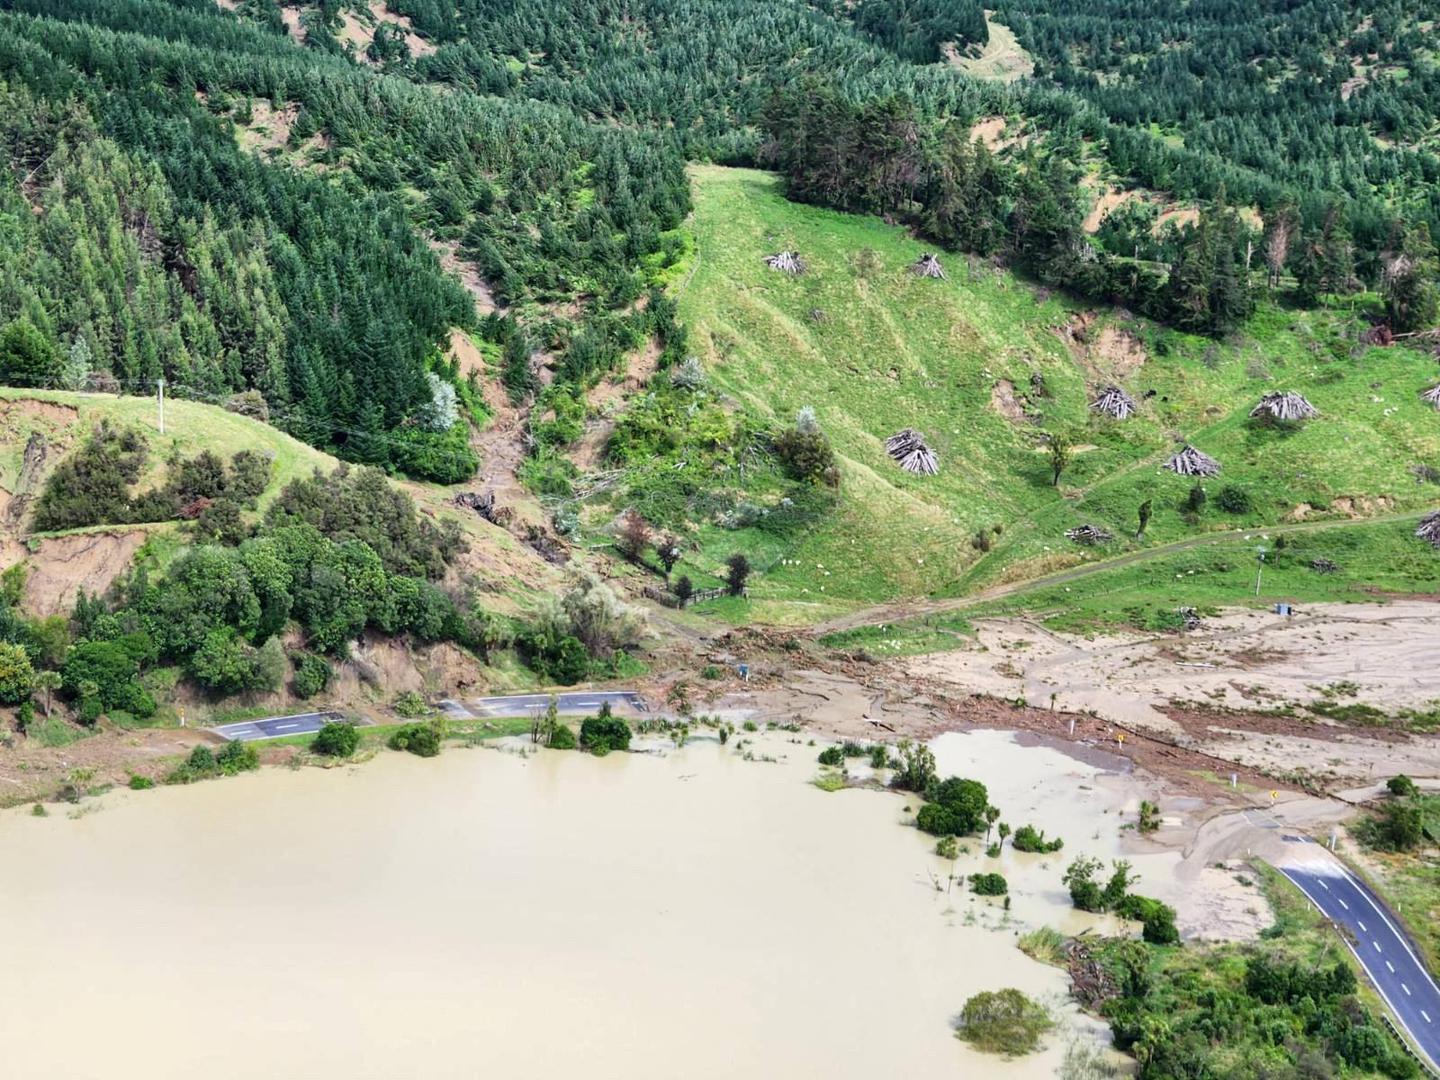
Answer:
[0, 729, 1142, 1079]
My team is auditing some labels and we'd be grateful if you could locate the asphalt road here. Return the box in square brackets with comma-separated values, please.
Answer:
[1280, 852, 1440, 1070]
[211, 711, 346, 742]
[462, 691, 647, 718]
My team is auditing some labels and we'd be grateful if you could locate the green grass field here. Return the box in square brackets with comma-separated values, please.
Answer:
[675, 165, 1440, 622]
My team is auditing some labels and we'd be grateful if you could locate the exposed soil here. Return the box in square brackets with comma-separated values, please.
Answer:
[431, 238, 503, 316]
[3, 530, 151, 616]
[988, 377, 1030, 423]
[279, 5, 306, 43]
[1083, 187, 1140, 233]
[235, 100, 299, 154]
[1092, 324, 1147, 377]
[968, 116, 1010, 150]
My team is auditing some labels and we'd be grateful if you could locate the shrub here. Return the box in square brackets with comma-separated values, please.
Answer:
[394, 690, 430, 718]
[1012, 824, 1064, 853]
[1216, 485, 1253, 514]
[936, 835, 959, 859]
[869, 745, 891, 770]
[1137, 799, 1162, 833]
[971, 872, 1008, 896]
[817, 745, 845, 766]
[1184, 483, 1207, 513]
[216, 739, 260, 775]
[953, 988, 1053, 1055]
[291, 652, 332, 699]
[772, 424, 839, 486]
[127, 774, 155, 790]
[1116, 893, 1180, 944]
[725, 553, 751, 596]
[388, 721, 443, 757]
[312, 721, 361, 757]
[891, 739, 937, 793]
[1387, 774, 1418, 798]
[1017, 927, 1066, 966]
[0, 641, 35, 705]
[579, 713, 632, 754]
[549, 723, 577, 750]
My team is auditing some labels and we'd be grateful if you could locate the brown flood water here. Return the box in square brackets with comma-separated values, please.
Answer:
[0, 730, 1135, 1079]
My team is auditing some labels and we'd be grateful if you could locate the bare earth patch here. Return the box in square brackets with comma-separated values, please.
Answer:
[988, 378, 1030, 424]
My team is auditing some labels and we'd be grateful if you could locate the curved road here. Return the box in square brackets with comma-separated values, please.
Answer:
[1280, 846, 1440, 1071]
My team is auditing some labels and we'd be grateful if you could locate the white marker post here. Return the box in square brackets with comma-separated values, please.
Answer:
[157, 377, 165, 435]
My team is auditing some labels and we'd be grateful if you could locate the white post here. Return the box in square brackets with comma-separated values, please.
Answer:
[1231, 772, 1237, 789]
[157, 377, 165, 435]
[1068, 717, 1075, 737]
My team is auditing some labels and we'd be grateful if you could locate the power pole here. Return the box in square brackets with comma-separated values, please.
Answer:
[157, 377, 165, 435]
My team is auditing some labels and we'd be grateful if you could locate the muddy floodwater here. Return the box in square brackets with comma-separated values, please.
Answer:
[1, 730, 1142, 1079]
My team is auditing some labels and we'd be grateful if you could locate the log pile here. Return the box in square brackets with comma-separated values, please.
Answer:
[1250, 391, 1319, 422]
[763, 250, 806, 275]
[1165, 445, 1221, 477]
[1090, 384, 1136, 419]
[885, 428, 939, 474]
[1309, 557, 1340, 574]
[1422, 385, 1440, 410]
[1065, 524, 1113, 546]
[1066, 939, 1118, 1008]
[1417, 511, 1440, 549]
[912, 253, 945, 279]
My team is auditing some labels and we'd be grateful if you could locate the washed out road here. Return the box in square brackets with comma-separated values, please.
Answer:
[1280, 850, 1440, 1070]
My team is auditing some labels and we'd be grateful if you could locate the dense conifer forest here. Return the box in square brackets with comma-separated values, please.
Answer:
[0, 0, 1436, 478]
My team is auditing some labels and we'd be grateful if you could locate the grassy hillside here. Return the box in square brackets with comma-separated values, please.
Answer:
[675, 165, 1440, 621]
[0, 388, 553, 613]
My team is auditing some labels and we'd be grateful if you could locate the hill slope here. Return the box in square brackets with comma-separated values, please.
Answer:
[674, 165, 1440, 620]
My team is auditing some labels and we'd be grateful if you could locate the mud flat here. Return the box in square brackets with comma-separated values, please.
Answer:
[0, 730, 1155, 1080]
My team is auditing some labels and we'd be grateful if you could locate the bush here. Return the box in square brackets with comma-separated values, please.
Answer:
[128, 774, 155, 790]
[216, 739, 260, 775]
[312, 720, 361, 757]
[970, 872, 1009, 896]
[394, 690, 430, 718]
[1116, 893, 1180, 944]
[936, 835, 959, 859]
[388, 721, 443, 757]
[1387, 774, 1418, 798]
[953, 989, 1053, 1055]
[817, 745, 845, 766]
[549, 723, 577, 750]
[291, 652, 332, 699]
[0, 641, 35, 706]
[1216, 485, 1252, 514]
[1012, 824, 1064, 853]
[579, 713, 632, 754]
[916, 802, 961, 837]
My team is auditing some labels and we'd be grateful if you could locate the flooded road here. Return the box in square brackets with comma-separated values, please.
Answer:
[0, 730, 1138, 1079]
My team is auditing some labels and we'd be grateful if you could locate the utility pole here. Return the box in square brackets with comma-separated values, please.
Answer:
[157, 377, 166, 435]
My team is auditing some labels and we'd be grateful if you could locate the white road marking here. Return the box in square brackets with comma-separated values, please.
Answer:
[1375, 941, 1383, 953]
[1358, 921, 1367, 932]
[1422, 1010, 1432, 1024]
[1388, 961, 1396, 973]
[275, 723, 301, 730]
[1320, 881, 1330, 891]
[1400, 983, 1409, 996]
[1338, 897, 1349, 910]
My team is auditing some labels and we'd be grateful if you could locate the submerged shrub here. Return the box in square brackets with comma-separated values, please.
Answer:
[579, 713, 632, 754]
[953, 988, 1053, 1055]
[970, 872, 1008, 896]
[388, 721, 443, 757]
